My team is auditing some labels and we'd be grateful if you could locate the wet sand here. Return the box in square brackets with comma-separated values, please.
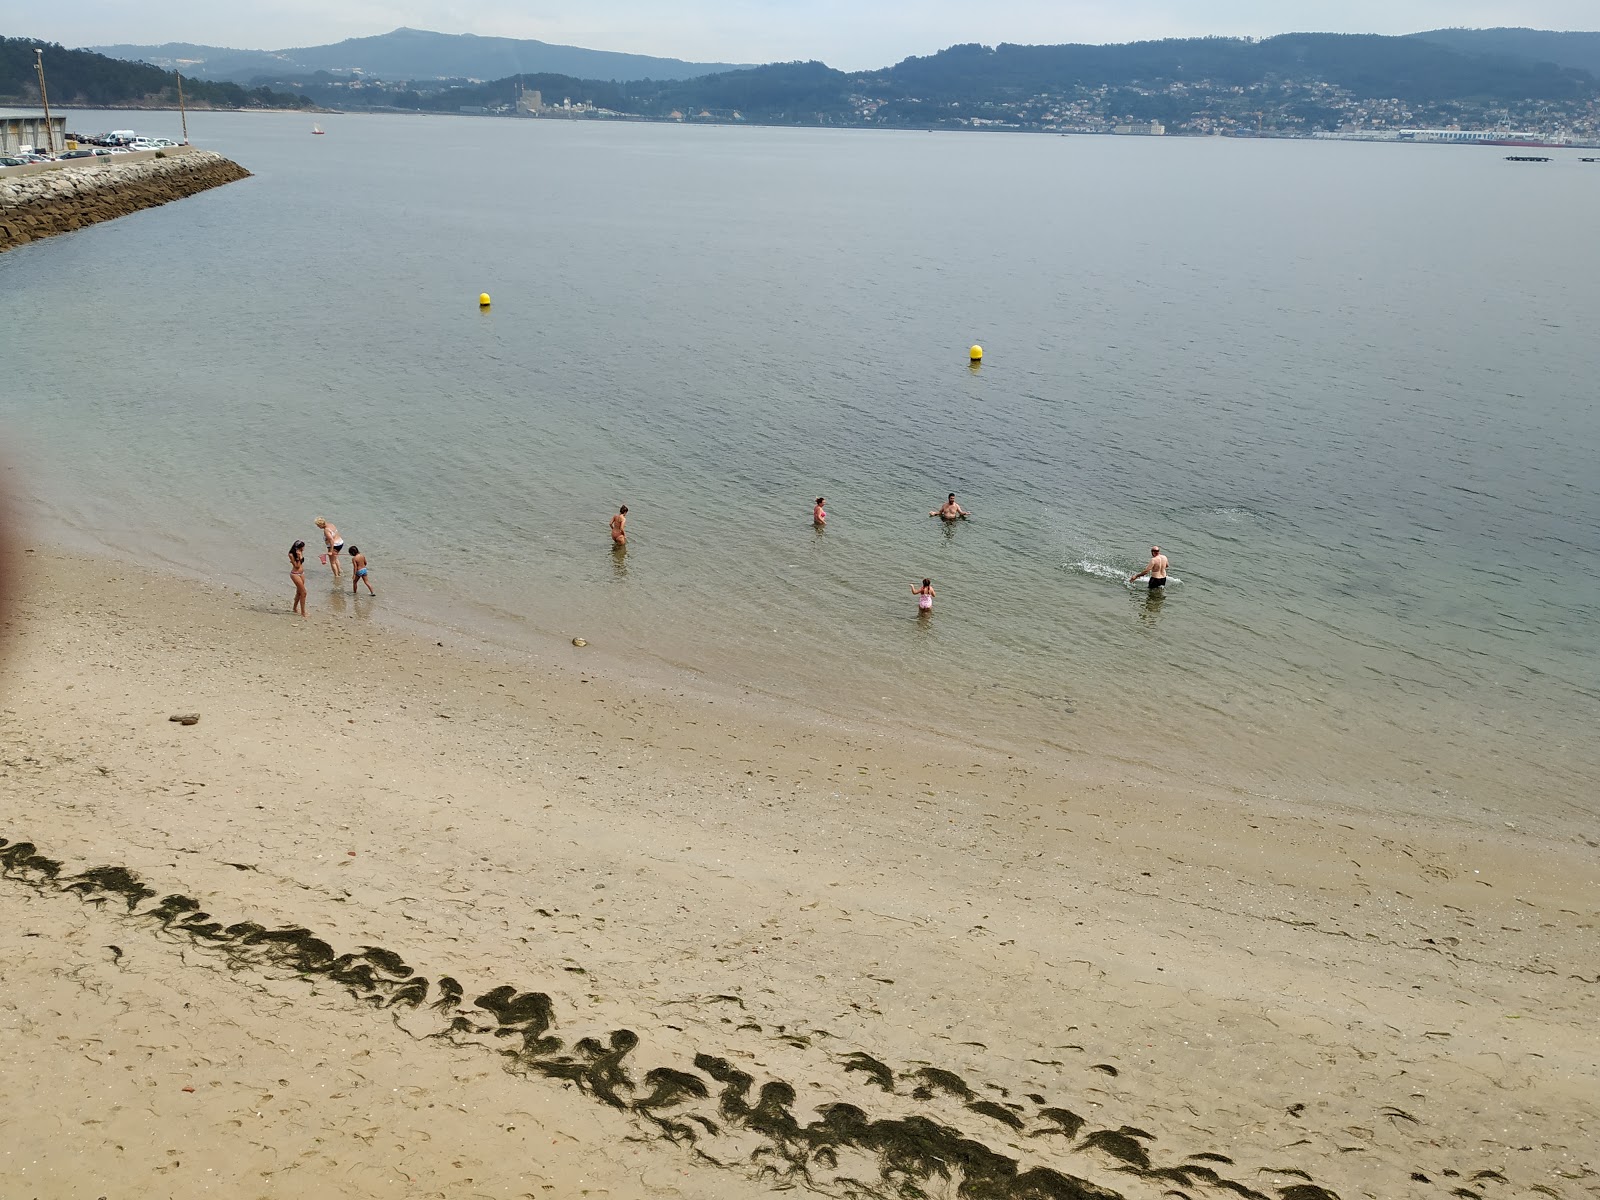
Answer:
[1, 550, 1595, 1199]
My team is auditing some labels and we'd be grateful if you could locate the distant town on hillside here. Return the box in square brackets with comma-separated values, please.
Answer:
[5, 27, 1599, 141]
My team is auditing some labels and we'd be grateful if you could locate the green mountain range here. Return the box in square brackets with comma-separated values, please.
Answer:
[89, 28, 750, 85]
[233, 32, 1597, 132]
[8, 27, 1599, 133]
[1411, 27, 1600, 75]
[1, 36, 310, 109]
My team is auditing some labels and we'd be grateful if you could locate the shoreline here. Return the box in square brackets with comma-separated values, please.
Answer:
[2, 546, 1594, 1197]
[45, 105, 1600, 148]
[12, 473, 1592, 846]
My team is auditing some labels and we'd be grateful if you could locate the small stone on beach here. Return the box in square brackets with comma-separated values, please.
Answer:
[572, 638, 588, 647]
[168, 713, 200, 725]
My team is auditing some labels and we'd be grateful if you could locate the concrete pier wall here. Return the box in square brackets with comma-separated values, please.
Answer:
[0, 148, 251, 253]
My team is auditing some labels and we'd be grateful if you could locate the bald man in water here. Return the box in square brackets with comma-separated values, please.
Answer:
[1130, 546, 1169, 590]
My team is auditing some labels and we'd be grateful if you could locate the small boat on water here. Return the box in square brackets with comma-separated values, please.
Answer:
[312, 124, 325, 135]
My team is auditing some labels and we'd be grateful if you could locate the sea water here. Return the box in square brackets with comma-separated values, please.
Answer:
[2, 112, 1596, 833]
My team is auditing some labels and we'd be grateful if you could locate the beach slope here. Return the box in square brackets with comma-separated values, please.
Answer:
[1, 552, 1594, 1198]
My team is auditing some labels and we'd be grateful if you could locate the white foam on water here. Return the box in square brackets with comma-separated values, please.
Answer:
[1068, 559, 1181, 586]
[1069, 558, 1127, 581]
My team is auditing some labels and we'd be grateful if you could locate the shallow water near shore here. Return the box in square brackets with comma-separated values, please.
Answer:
[2, 110, 1597, 833]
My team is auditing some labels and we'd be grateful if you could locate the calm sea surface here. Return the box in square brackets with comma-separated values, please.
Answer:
[3, 112, 1597, 832]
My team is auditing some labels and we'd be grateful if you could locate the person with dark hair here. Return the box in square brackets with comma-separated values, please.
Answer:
[348, 546, 375, 596]
[288, 540, 308, 617]
[813, 497, 827, 526]
[930, 494, 969, 521]
[912, 577, 935, 614]
[610, 505, 629, 546]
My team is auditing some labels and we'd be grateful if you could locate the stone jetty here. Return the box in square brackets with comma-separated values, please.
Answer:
[0, 149, 251, 253]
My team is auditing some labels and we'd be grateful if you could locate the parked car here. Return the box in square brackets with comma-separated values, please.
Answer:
[0, 156, 24, 167]
[58, 149, 97, 159]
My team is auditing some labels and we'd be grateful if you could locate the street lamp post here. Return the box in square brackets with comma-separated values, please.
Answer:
[33, 49, 56, 154]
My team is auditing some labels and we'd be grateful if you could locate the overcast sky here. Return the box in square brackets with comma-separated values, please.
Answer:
[18, 1, 1600, 71]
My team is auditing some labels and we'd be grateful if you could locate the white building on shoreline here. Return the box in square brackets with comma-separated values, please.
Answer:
[1313, 126, 1560, 145]
[1, 108, 68, 155]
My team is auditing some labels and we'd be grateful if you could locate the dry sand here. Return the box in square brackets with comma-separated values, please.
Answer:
[1, 550, 1595, 1200]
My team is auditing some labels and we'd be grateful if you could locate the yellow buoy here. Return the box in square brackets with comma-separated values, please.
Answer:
[969, 344, 983, 363]
[478, 293, 491, 307]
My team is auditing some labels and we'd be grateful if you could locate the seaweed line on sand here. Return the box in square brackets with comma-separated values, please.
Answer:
[5, 834, 1372, 1200]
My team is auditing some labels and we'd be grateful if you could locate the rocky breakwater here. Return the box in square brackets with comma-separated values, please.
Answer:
[0, 149, 251, 253]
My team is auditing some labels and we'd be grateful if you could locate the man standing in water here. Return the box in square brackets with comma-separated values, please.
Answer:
[610, 505, 628, 546]
[930, 494, 970, 520]
[1130, 546, 1169, 590]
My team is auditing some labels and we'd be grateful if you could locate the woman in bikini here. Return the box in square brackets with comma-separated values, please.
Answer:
[912, 577, 935, 615]
[289, 540, 308, 617]
[315, 517, 344, 578]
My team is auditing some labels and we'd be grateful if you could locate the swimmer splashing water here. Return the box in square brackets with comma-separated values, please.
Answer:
[1130, 546, 1169, 590]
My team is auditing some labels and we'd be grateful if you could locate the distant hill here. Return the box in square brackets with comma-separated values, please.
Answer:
[90, 27, 751, 84]
[1411, 28, 1600, 76]
[863, 33, 1594, 104]
[0, 36, 310, 109]
[316, 31, 1594, 131]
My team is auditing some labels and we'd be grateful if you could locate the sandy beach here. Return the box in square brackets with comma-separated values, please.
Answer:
[1, 548, 1595, 1200]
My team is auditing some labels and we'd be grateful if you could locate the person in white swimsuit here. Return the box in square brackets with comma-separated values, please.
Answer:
[315, 517, 344, 578]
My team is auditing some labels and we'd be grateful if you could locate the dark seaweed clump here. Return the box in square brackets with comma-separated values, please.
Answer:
[1, 834, 1427, 1200]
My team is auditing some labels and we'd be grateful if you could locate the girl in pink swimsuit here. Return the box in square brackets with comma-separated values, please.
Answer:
[912, 578, 935, 613]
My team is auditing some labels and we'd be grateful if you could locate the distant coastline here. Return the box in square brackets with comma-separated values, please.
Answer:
[13, 28, 1599, 139]
[41, 102, 1600, 149]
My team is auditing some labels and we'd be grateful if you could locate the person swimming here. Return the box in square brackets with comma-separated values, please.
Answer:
[930, 494, 969, 521]
[912, 577, 935, 613]
[610, 505, 628, 546]
[813, 497, 827, 526]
